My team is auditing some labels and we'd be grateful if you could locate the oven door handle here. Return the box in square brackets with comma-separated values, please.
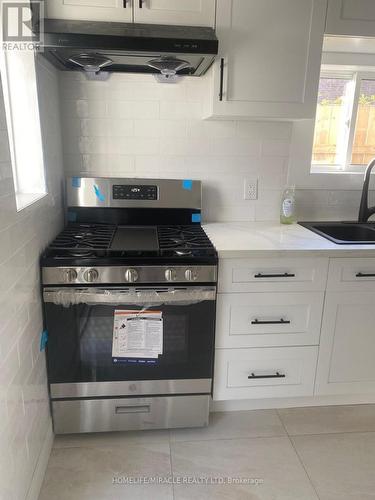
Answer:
[115, 404, 151, 414]
[43, 287, 216, 306]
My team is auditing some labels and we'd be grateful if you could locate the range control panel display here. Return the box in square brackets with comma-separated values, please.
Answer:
[113, 185, 158, 201]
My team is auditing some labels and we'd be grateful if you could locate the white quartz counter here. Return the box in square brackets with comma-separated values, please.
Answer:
[203, 222, 375, 258]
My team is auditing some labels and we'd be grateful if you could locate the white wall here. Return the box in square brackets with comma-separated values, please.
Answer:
[59, 72, 293, 222]
[0, 57, 64, 500]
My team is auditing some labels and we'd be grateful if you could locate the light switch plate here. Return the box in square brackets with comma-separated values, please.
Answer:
[244, 177, 258, 200]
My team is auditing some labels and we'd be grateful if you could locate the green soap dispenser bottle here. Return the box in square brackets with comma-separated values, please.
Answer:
[280, 185, 296, 224]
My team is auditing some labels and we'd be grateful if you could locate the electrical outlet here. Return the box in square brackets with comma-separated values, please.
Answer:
[244, 177, 258, 200]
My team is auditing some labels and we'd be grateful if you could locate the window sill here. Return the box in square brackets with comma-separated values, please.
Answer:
[311, 165, 367, 175]
[16, 192, 47, 212]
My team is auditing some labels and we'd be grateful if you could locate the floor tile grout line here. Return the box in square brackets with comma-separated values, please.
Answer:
[169, 432, 289, 445]
[288, 436, 322, 500]
[272, 411, 375, 438]
[276, 410, 322, 500]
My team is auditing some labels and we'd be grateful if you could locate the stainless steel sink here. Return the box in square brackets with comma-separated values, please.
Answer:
[299, 222, 375, 244]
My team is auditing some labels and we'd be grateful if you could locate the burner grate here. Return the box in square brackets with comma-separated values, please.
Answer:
[157, 225, 213, 250]
[49, 224, 116, 251]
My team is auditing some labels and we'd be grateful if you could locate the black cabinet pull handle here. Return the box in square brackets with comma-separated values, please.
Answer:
[356, 272, 375, 278]
[219, 58, 224, 101]
[139, 0, 144, 8]
[254, 272, 295, 279]
[248, 371, 286, 379]
[123, 0, 127, 7]
[251, 318, 291, 325]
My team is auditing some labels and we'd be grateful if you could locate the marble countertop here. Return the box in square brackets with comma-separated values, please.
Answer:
[203, 221, 375, 258]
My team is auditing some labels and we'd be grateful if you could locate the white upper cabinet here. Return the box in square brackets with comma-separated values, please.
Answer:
[204, 0, 328, 120]
[45, 0, 216, 26]
[326, 0, 375, 37]
[133, 0, 216, 27]
[45, 0, 133, 22]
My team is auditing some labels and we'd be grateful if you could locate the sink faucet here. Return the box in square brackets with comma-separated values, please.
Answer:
[358, 158, 375, 222]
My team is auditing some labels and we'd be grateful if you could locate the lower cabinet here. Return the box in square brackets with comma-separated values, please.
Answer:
[315, 292, 375, 396]
[216, 292, 323, 348]
[213, 346, 318, 400]
[214, 256, 375, 404]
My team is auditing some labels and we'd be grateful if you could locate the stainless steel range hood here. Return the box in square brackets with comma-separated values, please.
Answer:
[41, 19, 218, 77]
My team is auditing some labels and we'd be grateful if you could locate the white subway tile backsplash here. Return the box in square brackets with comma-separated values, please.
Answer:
[208, 203, 256, 222]
[159, 100, 202, 119]
[108, 136, 159, 155]
[107, 100, 160, 119]
[261, 139, 291, 157]
[81, 153, 135, 175]
[210, 137, 260, 157]
[59, 73, 297, 222]
[134, 119, 187, 138]
[0, 59, 64, 500]
[62, 99, 107, 119]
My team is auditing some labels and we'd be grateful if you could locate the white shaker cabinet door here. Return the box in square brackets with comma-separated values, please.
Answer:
[133, 0, 216, 27]
[326, 0, 375, 37]
[45, 0, 133, 22]
[205, 0, 327, 120]
[316, 292, 375, 396]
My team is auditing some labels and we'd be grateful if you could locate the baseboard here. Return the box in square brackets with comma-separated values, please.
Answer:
[26, 422, 54, 500]
[211, 394, 375, 412]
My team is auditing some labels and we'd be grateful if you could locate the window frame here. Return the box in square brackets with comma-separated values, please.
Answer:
[288, 66, 375, 190]
[311, 70, 375, 174]
[0, 48, 47, 211]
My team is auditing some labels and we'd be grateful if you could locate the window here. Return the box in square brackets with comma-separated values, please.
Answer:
[0, 49, 46, 211]
[312, 72, 375, 173]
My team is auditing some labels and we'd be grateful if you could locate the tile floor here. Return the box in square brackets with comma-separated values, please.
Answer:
[39, 404, 375, 500]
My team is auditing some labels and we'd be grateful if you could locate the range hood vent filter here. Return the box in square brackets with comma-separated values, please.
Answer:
[147, 57, 191, 77]
[68, 53, 113, 73]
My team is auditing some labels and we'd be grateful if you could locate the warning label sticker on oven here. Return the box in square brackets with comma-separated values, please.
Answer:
[112, 310, 163, 363]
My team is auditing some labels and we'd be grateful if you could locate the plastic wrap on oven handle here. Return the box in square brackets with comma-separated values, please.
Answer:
[43, 287, 217, 307]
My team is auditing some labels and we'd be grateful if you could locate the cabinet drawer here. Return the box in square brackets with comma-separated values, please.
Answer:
[218, 258, 328, 292]
[328, 258, 375, 291]
[216, 292, 323, 348]
[213, 346, 318, 400]
[52, 395, 209, 434]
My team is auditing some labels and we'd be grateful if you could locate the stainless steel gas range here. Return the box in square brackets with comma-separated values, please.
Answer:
[41, 177, 218, 434]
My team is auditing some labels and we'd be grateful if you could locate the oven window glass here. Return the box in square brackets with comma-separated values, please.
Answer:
[44, 299, 215, 384]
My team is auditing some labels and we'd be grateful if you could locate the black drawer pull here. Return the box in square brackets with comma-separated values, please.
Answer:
[248, 371, 286, 380]
[219, 58, 224, 101]
[251, 318, 291, 325]
[254, 272, 295, 279]
[356, 272, 375, 278]
[123, 0, 127, 7]
[139, 0, 144, 8]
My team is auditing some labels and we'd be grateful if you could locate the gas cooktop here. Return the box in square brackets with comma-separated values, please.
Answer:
[41, 223, 217, 265]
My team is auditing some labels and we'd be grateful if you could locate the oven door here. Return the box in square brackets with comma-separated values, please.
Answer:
[43, 286, 216, 398]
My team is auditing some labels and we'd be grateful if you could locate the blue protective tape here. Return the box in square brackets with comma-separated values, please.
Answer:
[182, 179, 193, 190]
[40, 330, 48, 351]
[67, 211, 77, 222]
[94, 184, 105, 202]
[71, 177, 81, 188]
[192, 213, 201, 223]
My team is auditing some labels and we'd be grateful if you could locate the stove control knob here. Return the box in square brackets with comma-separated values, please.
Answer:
[165, 268, 177, 282]
[124, 268, 139, 283]
[61, 268, 78, 283]
[84, 268, 99, 283]
[185, 269, 198, 281]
